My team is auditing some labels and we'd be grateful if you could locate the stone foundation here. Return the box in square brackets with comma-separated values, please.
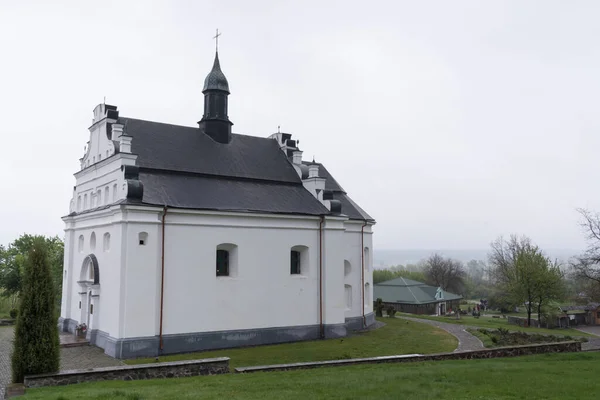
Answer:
[345, 313, 376, 331]
[235, 341, 581, 373]
[58, 313, 377, 359]
[24, 357, 230, 389]
[508, 316, 541, 328]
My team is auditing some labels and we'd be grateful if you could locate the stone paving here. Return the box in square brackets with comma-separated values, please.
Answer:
[0, 327, 12, 400]
[399, 316, 485, 352]
[575, 326, 600, 351]
[0, 326, 123, 398]
[575, 325, 600, 337]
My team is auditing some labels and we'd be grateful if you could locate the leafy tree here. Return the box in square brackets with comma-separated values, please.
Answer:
[533, 260, 564, 322]
[0, 244, 23, 304]
[0, 234, 64, 304]
[11, 238, 60, 383]
[489, 235, 565, 326]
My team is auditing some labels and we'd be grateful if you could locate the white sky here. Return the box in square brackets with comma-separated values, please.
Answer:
[1, 0, 599, 252]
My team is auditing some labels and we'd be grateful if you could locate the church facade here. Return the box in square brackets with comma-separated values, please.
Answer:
[58, 51, 376, 359]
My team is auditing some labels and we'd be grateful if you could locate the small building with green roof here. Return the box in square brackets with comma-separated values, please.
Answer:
[374, 277, 463, 315]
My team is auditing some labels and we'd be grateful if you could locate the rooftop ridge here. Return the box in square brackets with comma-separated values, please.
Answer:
[118, 117, 278, 141]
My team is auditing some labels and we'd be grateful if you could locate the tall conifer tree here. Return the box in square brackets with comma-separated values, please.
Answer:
[11, 238, 60, 383]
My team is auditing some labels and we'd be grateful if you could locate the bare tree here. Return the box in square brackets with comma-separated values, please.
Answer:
[488, 235, 532, 287]
[572, 208, 600, 288]
[423, 253, 465, 294]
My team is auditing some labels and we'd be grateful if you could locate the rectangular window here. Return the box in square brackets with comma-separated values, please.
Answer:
[216, 249, 229, 276]
[290, 250, 301, 274]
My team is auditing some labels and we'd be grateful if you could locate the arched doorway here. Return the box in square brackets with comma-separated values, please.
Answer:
[78, 254, 100, 339]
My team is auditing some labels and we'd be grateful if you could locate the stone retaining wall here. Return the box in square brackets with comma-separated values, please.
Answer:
[507, 316, 541, 328]
[235, 341, 581, 373]
[24, 357, 230, 388]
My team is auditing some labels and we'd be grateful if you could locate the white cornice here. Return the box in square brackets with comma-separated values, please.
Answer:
[74, 153, 137, 180]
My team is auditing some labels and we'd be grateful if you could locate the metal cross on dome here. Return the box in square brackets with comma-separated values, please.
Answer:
[213, 29, 222, 52]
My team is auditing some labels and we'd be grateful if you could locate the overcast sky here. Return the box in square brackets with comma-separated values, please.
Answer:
[1, 0, 599, 252]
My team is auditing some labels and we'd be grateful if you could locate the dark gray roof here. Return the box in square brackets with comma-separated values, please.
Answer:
[305, 162, 345, 192]
[139, 170, 329, 215]
[203, 52, 230, 93]
[333, 192, 373, 221]
[303, 161, 373, 221]
[110, 117, 372, 220]
[121, 118, 301, 184]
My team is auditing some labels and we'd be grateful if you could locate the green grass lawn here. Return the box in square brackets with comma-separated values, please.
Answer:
[125, 317, 457, 368]
[398, 313, 595, 337]
[23, 352, 600, 399]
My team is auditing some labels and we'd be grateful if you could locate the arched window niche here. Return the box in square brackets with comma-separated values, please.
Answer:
[344, 260, 351, 276]
[90, 232, 96, 252]
[290, 245, 309, 276]
[345, 284, 352, 310]
[216, 243, 238, 277]
[363, 247, 370, 271]
[138, 232, 148, 246]
[103, 233, 111, 252]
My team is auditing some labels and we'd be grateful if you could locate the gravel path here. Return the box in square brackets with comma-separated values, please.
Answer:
[0, 327, 12, 400]
[399, 316, 485, 352]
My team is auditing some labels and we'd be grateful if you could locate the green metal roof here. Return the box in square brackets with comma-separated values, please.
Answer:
[374, 278, 462, 305]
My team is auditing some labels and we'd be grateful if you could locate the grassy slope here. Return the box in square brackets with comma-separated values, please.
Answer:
[467, 328, 496, 347]
[126, 318, 457, 368]
[398, 313, 595, 337]
[24, 352, 600, 400]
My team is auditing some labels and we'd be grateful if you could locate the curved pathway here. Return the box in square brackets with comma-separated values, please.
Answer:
[399, 316, 485, 352]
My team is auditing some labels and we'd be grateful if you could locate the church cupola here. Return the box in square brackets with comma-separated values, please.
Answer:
[198, 51, 233, 144]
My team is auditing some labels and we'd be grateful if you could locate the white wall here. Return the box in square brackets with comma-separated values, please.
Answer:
[342, 221, 374, 319]
[62, 208, 375, 341]
[322, 217, 347, 325]
[61, 208, 125, 338]
[119, 210, 338, 338]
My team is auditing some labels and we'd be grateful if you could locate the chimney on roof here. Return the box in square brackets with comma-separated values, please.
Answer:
[292, 151, 303, 165]
[111, 124, 124, 141]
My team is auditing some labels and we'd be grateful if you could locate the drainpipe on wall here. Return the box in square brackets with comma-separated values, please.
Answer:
[319, 215, 325, 339]
[159, 206, 168, 352]
[361, 220, 368, 328]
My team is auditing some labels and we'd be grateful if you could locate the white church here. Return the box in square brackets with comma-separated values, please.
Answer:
[58, 49, 376, 359]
